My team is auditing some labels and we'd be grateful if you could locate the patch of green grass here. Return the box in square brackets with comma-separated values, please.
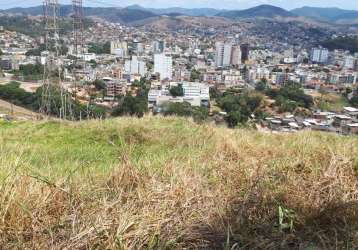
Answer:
[315, 94, 350, 112]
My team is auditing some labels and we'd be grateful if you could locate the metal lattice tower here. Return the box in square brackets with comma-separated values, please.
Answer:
[72, 0, 91, 119]
[72, 0, 84, 57]
[41, 0, 59, 115]
[41, 0, 68, 118]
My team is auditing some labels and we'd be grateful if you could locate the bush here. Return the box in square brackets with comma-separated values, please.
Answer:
[255, 78, 269, 92]
[112, 95, 148, 118]
[169, 86, 184, 97]
[162, 102, 209, 122]
[350, 96, 358, 108]
[0, 81, 36, 108]
[12, 64, 44, 81]
[92, 79, 106, 91]
[226, 110, 248, 128]
[190, 69, 200, 82]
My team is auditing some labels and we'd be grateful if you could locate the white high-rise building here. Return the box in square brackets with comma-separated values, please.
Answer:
[154, 53, 173, 80]
[310, 47, 329, 63]
[215, 42, 232, 67]
[344, 56, 355, 69]
[124, 56, 147, 76]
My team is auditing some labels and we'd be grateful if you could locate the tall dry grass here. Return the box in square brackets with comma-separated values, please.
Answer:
[0, 117, 357, 249]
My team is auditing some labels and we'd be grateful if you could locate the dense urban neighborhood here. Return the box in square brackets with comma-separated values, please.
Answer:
[0, 4, 357, 135]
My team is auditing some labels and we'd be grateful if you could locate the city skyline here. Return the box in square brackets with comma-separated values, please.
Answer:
[1, 0, 358, 11]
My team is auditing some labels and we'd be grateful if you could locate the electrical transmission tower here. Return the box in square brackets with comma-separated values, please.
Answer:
[72, 0, 89, 119]
[41, 0, 68, 118]
[72, 0, 84, 58]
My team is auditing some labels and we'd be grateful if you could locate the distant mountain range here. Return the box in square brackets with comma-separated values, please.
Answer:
[0, 5, 157, 23]
[126, 4, 223, 17]
[216, 5, 296, 19]
[291, 7, 358, 24]
[1, 4, 358, 25]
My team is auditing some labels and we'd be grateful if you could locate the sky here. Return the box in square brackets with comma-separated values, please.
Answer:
[1, 0, 358, 10]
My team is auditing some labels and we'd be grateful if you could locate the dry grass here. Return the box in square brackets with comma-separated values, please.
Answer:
[0, 116, 357, 249]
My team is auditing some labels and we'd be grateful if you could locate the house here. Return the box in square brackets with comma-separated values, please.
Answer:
[342, 123, 358, 135]
[333, 115, 352, 127]
[343, 107, 358, 119]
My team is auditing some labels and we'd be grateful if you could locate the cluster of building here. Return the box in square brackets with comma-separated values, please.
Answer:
[0, 27, 35, 71]
[148, 82, 210, 109]
[0, 17, 357, 134]
[263, 107, 358, 135]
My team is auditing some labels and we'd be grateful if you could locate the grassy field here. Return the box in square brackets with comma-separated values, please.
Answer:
[0, 116, 357, 249]
[314, 93, 350, 112]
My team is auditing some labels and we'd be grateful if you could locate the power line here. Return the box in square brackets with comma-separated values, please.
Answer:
[86, 0, 122, 8]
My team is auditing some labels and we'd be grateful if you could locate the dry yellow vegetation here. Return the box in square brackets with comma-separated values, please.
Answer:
[0, 117, 357, 249]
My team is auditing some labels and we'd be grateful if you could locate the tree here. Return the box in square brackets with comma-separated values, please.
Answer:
[169, 86, 184, 97]
[209, 87, 221, 99]
[276, 96, 298, 113]
[226, 110, 247, 128]
[217, 91, 263, 127]
[88, 42, 110, 54]
[255, 78, 268, 92]
[192, 106, 209, 122]
[92, 79, 106, 91]
[162, 102, 192, 117]
[12, 63, 44, 81]
[190, 69, 200, 82]
[0, 81, 36, 108]
[111, 95, 147, 118]
[350, 96, 358, 108]
[162, 102, 208, 122]
[89, 59, 97, 68]
[276, 82, 313, 109]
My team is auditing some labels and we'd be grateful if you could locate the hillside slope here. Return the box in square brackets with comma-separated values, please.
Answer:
[1, 5, 158, 24]
[216, 4, 296, 19]
[292, 6, 358, 24]
[0, 98, 37, 118]
[0, 117, 357, 249]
